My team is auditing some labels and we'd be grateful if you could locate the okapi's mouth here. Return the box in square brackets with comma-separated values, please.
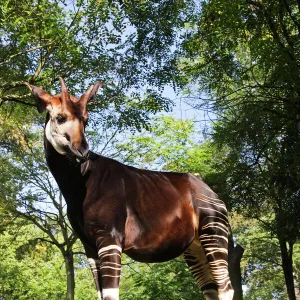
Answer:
[66, 148, 90, 164]
[66, 143, 90, 163]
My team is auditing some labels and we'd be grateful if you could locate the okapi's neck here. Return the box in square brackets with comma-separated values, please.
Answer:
[43, 115, 89, 204]
[45, 139, 86, 201]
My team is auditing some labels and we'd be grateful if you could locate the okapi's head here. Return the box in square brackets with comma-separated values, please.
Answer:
[25, 77, 102, 159]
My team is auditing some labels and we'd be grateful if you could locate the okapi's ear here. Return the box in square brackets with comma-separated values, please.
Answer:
[24, 82, 53, 113]
[79, 81, 103, 105]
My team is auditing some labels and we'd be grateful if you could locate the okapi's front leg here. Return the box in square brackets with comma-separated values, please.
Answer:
[87, 257, 102, 300]
[97, 238, 122, 300]
[85, 246, 103, 299]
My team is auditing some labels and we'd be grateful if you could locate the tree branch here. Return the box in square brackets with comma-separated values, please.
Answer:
[280, 0, 300, 33]
[0, 94, 35, 107]
[15, 210, 61, 247]
[0, 43, 55, 67]
[73, 251, 86, 256]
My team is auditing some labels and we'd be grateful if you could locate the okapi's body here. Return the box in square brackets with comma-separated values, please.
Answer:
[25, 78, 234, 300]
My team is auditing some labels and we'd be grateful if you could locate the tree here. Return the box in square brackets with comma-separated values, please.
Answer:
[116, 115, 213, 173]
[0, 221, 67, 299]
[120, 257, 204, 300]
[0, 220, 97, 299]
[178, 1, 300, 298]
[230, 214, 287, 300]
[0, 0, 177, 134]
[0, 123, 85, 299]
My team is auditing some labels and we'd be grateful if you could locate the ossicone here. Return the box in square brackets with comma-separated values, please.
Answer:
[24, 78, 103, 113]
[59, 77, 71, 104]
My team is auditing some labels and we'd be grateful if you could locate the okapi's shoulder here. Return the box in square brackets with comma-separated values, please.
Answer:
[86, 153, 128, 173]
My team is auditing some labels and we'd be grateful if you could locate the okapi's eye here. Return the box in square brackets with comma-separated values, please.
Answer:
[56, 114, 66, 124]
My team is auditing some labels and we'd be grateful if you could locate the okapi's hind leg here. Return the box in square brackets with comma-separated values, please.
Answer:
[196, 195, 234, 300]
[184, 235, 219, 300]
[198, 218, 234, 300]
[185, 180, 234, 300]
[184, 230, 234, 300]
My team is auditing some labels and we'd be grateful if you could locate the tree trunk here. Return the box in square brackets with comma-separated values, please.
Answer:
[228, 230, 244, 300]
[279, 239, 296, 300]
[64, 249, 75, 300]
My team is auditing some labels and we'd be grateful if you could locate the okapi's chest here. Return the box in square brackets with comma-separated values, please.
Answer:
[79, 157, 198, 262]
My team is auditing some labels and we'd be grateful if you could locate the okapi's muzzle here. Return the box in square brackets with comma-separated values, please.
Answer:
[71, 137, 90, 162]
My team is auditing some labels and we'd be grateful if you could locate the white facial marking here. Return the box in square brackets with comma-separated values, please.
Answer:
[45, 110, 80, 155]
[45, 120, 67, 154]
[102, 288, 119, 300]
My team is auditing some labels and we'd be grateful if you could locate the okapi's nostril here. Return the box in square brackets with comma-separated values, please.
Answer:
[65, 133, 70, 142]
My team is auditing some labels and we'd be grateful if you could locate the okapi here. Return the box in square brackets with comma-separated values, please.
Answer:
[25, 78, 234, 300]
